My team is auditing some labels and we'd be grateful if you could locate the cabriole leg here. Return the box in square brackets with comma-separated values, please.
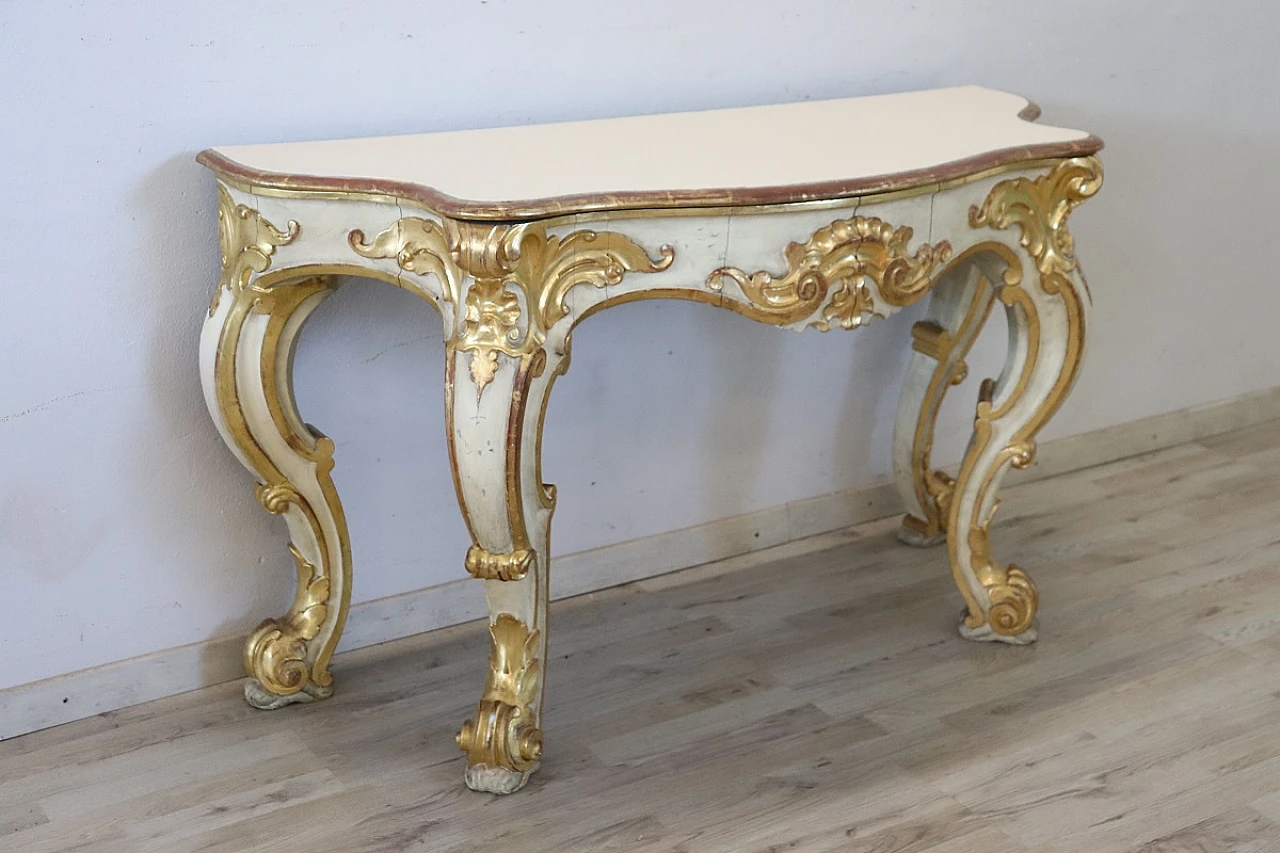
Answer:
[447, 337, 564, 794]
[340, 213, 671, 792]
[200, 270, 352, 708]
[893, 259, 998, 546]
[946, 157, 1101, 644]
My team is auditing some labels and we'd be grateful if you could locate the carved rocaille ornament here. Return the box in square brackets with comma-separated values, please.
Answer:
[208, 190, 347, 702]
[210, 185, 299, 316]
[457, 615, 544, 774]
[350, 218, 674, 397]
[970, 156, 1103, 280]
[708, 216, 951, 329]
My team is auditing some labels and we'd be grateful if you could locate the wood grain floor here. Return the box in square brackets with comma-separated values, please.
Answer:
[6, 419, 1280, 853]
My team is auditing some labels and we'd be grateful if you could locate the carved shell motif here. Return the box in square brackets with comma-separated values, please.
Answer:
[708, 216, 950, 330]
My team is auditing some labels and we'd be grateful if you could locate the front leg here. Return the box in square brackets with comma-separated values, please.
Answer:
[347, 215, 672, 792]
[447, 336, 562, 794]
[947, 157, 1101, 643]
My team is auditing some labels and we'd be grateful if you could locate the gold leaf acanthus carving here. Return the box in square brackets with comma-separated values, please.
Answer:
[346, 217, 459, 293]
[707, 216, 951, 330]
[350, 218, 674, 396]
[969, 156, 1103, 280]
[211, 185, 300, 316]
[456, 614, 544, 773]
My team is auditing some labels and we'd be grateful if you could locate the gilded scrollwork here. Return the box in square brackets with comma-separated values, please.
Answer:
[210, 185, 300, 316]
[900, 304, 987, 544]
[349, 217, 460, 299]
[708, 216, 951, 330]
[969, 156, 1103, 280]
[243, 541, 332, 696]
[206, 192, 350, 704]
[967, 503, 1039, 637]
[348, 217, 673, 397]
[457, 614, 544, 774]
[516, 228, 676, 331]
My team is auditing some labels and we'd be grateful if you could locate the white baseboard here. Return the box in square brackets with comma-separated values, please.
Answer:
[4, 386, 1279, 740]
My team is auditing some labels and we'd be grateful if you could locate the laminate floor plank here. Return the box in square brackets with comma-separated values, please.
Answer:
[5, 418, 1280, 851]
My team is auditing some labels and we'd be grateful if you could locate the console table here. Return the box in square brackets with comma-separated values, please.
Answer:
[197, 86, 1103, 794]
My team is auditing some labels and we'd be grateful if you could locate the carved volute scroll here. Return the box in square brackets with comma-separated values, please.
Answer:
[969, 156, 1103, 281]
[456, 614, 545, 774]
[210, 185, 299, 316]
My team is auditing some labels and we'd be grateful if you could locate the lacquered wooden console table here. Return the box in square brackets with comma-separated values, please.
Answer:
[198, 86, 1103, 793]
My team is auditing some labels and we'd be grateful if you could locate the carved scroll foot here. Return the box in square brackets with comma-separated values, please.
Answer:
[455, 604, 547, 796]
[956, 548, 1040, 645]
[457, 618, 545, 792]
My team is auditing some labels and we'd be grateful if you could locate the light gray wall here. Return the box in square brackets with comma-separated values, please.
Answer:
[2, 0, 1277, 691]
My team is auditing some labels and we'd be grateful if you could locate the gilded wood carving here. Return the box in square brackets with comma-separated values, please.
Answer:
[708, 216, 951, 329]
[351, 218, 675, 397]
[456, 615, 544, 774]
[210, 186, 299, 316]
[953, 156, 1102, 637]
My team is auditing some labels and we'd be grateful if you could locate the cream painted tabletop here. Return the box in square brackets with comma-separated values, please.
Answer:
[201, 85, 1099, 218]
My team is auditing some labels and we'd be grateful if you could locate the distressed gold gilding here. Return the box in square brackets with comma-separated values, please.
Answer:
[707, 216, 951, 329]
[349, 217, 672, 398]
[349, 217, 459, 299]
[502, 349, 548, 562]
[203, 130, 1103, 797]
[210, 185, 299, 316]
[970, 157, 1103, 281]
[459, 277, 523, 394]
[457, 614, 544, 773]
[954, 156, 1102, 636]
[465, 546, 534, 582]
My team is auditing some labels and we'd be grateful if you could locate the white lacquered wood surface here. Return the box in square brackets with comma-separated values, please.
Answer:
[203, 86, 1099, 216]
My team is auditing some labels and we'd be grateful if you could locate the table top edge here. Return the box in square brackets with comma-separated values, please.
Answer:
[197, 89, 1104, 221]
